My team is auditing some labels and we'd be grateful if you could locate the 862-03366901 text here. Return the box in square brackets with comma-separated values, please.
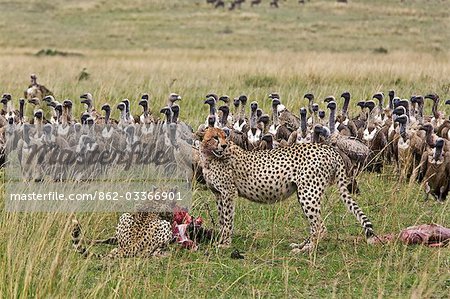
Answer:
[9, 191, 183, 201]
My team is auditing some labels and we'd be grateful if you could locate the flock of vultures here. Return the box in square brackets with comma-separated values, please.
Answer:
[0, 74, 449, 201]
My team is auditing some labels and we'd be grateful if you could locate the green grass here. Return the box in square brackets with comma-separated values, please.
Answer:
[0, 0, 448, 52]
[1, 172, 449, 297]
[1, 0, 450, 298]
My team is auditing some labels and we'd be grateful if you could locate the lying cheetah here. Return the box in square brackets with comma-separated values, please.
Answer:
[199, 128, 376, 252]
[71, 211, 172, 258]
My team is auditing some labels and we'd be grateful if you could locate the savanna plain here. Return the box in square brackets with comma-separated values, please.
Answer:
[0, 0, 449, 298]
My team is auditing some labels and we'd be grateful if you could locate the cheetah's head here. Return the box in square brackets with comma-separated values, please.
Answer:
[201, 128, 228, 159]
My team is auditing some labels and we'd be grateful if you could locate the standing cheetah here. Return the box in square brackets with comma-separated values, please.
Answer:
[199, 128, 376, 252]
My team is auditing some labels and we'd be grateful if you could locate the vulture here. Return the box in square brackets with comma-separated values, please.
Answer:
[336, 91, 358, 137]
[24, 74, 53, 100]
[352, 100, 367, 133]
[393, 114, 424, 182]
[167, 93, 182, 108]
[232, 95, 249, 133]
[232, 97, 240, 124]
[425, 94, 444, 128]
[247, 101, 262, 150]
[43, 95, 60, 124]
[268, 98, 291, 141]
[372, 92, 385, 123]
[269, 93, 300, 132]
[80, 93, 100, 120]
[138, 94, 156, 124]
[204, 96, 220, 128]
[326, 101, 373, 171]
[218, 95, 233, 125]
[418, 138, 450, 201]
[362, 100, 379, 144]
[435, 100, 450, 140]
[288, 107, 311, 145]
[304, 93, 315, 115]
[61, 100, 74, 125]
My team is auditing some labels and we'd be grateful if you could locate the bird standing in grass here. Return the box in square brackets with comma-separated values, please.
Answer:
[78, 68, 90, 81]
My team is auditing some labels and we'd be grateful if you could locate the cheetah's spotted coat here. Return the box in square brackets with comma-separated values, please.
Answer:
[71, 211, 172, 258]
[200, 127, 375, 251]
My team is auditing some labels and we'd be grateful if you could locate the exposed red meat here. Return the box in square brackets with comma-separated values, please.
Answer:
[369, 224, 450, 247]
[398, 224, 450, 246]
[172, 207, 205, 250]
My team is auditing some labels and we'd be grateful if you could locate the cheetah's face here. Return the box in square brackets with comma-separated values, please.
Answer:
[201, 128, 228, 159]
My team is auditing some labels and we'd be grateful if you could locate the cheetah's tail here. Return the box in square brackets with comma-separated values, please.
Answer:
[336, 162, 376, 241]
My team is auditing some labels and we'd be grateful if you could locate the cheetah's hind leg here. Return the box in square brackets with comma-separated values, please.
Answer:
[289, 238, 314, 253]
[290, 183, 328, 253]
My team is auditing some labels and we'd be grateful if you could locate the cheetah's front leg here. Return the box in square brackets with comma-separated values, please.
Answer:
[215, 193, 236, 248]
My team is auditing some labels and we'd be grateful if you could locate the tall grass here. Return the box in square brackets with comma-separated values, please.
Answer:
[1, 170, 449, 297]
[1, 0, 449, 297]
[0, 49, 449, 124]
[0, 49, 449, 298]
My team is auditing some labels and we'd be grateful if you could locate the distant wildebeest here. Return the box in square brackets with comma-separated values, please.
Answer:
[215, 0, 225, 8]
[235, 0, 245, 8]
[251, 0, 262, 7]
